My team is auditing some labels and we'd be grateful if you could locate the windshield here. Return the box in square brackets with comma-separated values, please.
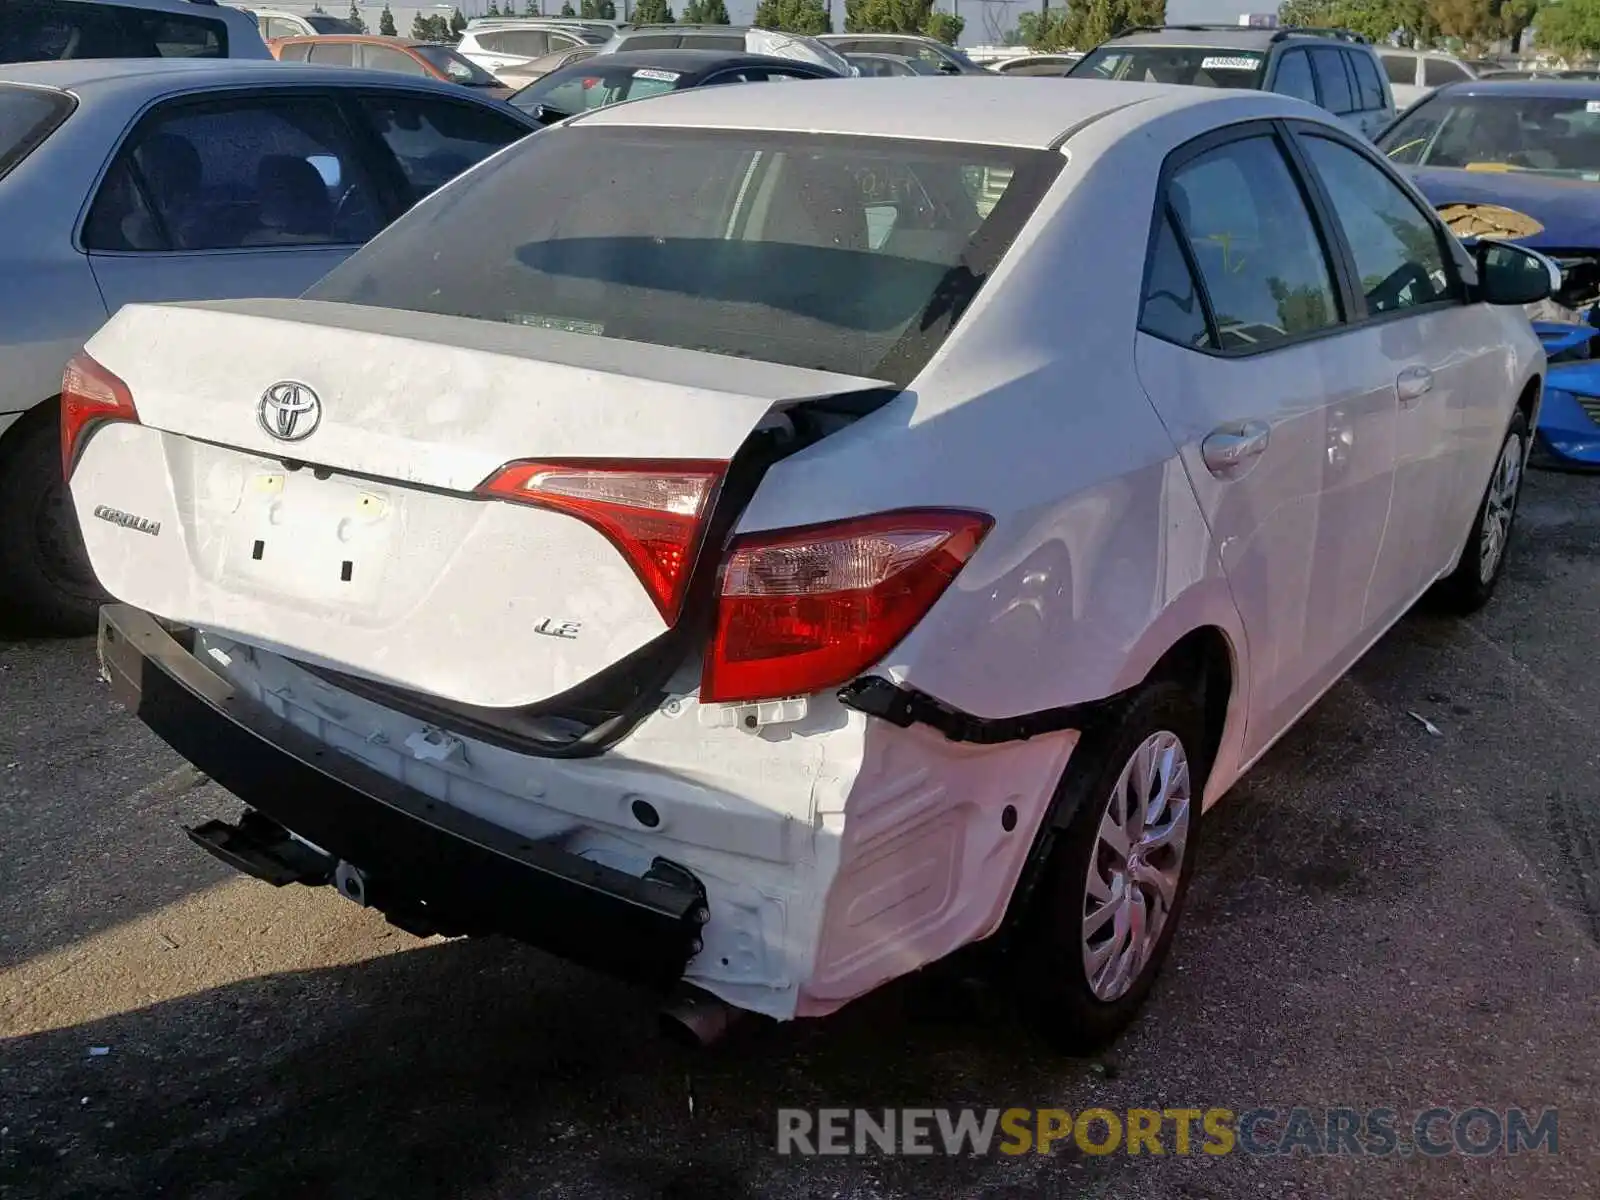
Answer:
[1071, 44, 1266, 88]
[413, 44, 503, 87]
[509, 63, 687, 117]
[0, 85, 74, 181]
[1380, 93, 1600, 178]
[305, 15, 361, 33]
[305, 127, 1061, 385]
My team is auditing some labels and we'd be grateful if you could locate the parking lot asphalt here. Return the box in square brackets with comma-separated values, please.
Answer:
[4, 471, 1600, 1200]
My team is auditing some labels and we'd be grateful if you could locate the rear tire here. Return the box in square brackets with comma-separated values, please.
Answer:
[1432, 411, 1528, 615]
[0, 407, 107, 636]
[1010, 680, 1207, 1053]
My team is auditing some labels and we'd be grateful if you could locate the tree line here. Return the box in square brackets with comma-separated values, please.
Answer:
[335, 0, 964, 44]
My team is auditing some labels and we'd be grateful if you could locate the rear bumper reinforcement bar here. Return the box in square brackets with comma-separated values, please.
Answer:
[97, 604, 708, 989]
[838, 675, 1118, 746]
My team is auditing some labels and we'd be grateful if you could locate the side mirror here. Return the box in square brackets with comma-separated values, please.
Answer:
[532, 103, 572, 126]
[1475, 239, 1560, 306]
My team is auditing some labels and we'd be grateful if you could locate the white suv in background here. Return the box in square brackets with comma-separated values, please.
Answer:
[1379, 48, 1477, 109]
[1, 0, 271, 61]
[457, 20, 608, 88]
[241, 7, 363, 39]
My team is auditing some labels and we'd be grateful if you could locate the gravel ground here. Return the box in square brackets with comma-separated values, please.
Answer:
[3, 471, 1599, 1199]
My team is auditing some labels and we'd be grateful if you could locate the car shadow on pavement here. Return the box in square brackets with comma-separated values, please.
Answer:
[1, 933, 1100, 1200]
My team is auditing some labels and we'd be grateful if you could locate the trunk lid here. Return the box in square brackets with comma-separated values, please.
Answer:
[71, 299, 888, 710]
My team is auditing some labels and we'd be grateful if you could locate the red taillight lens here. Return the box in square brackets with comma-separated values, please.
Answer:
[61, 352, 138, 479]
[701, 509, 992, 705]
[479, 459, 725, 623]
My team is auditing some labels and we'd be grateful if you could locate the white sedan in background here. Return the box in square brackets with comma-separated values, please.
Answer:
[0, 58, 537, 633]
[73, 78, 1547, 1048]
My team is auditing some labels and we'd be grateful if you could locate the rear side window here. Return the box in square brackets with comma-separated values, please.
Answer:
[1271, 49, 1316, 104]
[1168, 135, 1340, 351]
[0, 0, 228, 60]
[481, 30, 549, 55]
[0, 85, 74, 181]
[1310, 48, 1354, 114]
[1424, 57, 1470, 86]
[83, 98, 383, 251]
[1382, 54, 1414, 86]
[359, 94, 530, 202]
[1350, 52, 1386, 110]
[277, 41, 312, 61]
[306, 127, 1063, 385]
[1140, 210, 1212, 350]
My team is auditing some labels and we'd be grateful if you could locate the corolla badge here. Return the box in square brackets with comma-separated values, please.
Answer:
[258, 381, 322, 442]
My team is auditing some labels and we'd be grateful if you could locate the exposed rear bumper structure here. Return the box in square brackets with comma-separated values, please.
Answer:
[97, 604, 709, 989]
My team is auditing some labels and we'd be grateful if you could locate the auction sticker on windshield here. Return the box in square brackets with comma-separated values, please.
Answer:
[634, 69, 681, 82]
[1201, 56, 1261, 70]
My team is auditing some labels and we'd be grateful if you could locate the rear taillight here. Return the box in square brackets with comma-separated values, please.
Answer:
[701, 509, 992, 705]
[61, 352, 138, 479]
[479, 459, 725, 623]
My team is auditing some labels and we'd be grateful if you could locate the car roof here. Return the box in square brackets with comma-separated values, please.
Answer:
[573, 75, 1305, 147]
[0, 56, 480, 96]
[63, 0, 249, 13]
[582, 48, 828, 71]
[820, 32, 941, 42]
[271, 34, 430, 46]
[1429, 77, 1600, 98]
[1097, 25, 1372, 49]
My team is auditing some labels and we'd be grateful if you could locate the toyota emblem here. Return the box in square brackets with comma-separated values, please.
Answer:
[258, 381, 322, 442]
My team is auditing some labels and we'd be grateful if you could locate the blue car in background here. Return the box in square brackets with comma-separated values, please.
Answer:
[1378, 79, 1600, 466]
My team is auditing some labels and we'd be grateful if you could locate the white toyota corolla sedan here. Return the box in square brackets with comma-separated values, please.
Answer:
[71, 78, 1550, 1049]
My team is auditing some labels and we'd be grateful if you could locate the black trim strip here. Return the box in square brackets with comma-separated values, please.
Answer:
[837, 675, 1127, 746]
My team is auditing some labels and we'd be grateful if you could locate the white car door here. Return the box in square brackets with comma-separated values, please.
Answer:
[82, 92, 385, 315]
[1134, 125, 1398, 759]
[1289, 126, 1506, 617]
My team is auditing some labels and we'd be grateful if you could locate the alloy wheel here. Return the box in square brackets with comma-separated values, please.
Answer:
[1081, 730, 1192, 1002]
[1479, 430, 1524, 585]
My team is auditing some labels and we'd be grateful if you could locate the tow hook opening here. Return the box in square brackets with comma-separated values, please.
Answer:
[659, 985, 747, 1049]
[334, 860, 369, 907]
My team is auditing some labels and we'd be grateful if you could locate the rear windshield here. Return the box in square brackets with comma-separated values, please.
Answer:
[0, 84, 74, 180]
[306, 126, 1062, 385]
[1072, 44, 1266, 88]
[510, 63, 689, 116]
[0, 0, 229, 61]
[305, 15, 361, 33]
[413, 44, 503, 87]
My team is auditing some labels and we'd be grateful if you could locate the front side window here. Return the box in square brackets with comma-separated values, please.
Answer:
[83, 98, 382, 252]
[362, 45, 430, 77]
[307, 42, 355, 66]
[277, 41, 312, 61]
[359, 94, 530, 202]
[1073, 44, 1267, 89]
[1378, 93, 1600, 176]
[306, 128, 1061, 385]
[1271, 49, 1316, 104]
[1299, 135, 1457, 314]
[1168, 135, 1340, 351]
[1310, 48, 1354, 114]
[1424, 57, 1470, 86]
[482, 30, 549, 56]
[0, 84, 74, 181]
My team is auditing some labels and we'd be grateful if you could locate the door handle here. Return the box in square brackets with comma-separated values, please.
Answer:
[1201, 420, 1271, 477]
[1397, 365, 1434, 405]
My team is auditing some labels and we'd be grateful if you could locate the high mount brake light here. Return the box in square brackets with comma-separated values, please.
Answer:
[61, 352, 138, 479]
[701, 509, 992, 705]
[479, 459, 725, 623]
